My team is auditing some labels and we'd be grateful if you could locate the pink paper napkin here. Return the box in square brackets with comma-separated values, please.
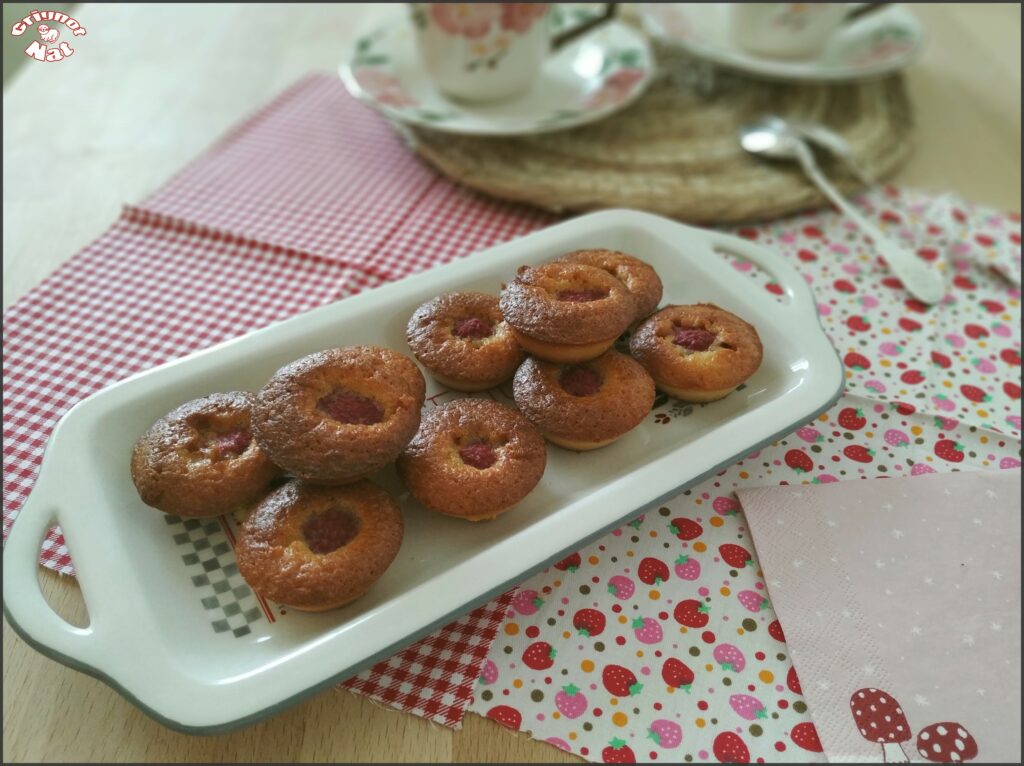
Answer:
[740, 470, 1021, 763]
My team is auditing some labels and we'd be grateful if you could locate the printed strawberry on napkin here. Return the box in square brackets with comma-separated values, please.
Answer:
[739, 470, 1022, 764]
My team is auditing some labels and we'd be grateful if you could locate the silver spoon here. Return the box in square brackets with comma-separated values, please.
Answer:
[772, 115, 875, 187]
[740, 117, 945, 305]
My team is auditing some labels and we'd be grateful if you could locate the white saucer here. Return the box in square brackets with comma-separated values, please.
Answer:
[640, 3, 923, 82]
[339, 12, 654, 136]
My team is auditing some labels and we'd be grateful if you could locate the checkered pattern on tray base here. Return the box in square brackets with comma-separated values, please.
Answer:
[166, 515, 264, 638]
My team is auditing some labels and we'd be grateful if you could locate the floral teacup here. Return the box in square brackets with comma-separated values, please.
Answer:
[409, 3, 610, 103]
[730, 3, 857, 60]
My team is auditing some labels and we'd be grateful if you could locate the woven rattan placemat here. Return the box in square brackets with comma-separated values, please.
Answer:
[408, 45, 913, 223]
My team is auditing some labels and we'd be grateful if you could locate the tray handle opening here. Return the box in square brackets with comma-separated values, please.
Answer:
[3, 495, 102, 668]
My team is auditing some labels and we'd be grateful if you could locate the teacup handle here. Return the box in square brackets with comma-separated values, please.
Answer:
[551, 3, 618, 51]
[844, 2, 893, 24]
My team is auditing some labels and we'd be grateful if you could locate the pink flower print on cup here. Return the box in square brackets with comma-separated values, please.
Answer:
[354, 69, 418, 108]
[500, 3, 549, 34]
[584, 68, 645, 109]
[430, 3, 501, 38]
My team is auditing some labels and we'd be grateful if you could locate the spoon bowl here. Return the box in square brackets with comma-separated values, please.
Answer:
[739, 117, 805, 160]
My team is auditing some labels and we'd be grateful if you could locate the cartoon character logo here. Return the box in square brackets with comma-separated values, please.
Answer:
[37, 24, 60, 43]
[9, 9, 86, 62]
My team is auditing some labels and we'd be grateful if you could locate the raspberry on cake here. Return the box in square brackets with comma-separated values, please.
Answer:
[499, 262, 635, 364]
[397, 399, 546, 521]
[629, 303, 763, 402]
[252, 346, 425, 485]
[558, 248, 663, 324]
[130, 391, 281, 518]
[513, 350, 656, 450]
[235, 479, 404, 611]
[406, 292, 524, 392]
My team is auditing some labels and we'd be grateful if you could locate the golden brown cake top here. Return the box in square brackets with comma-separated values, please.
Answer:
[499, 262, 635, 344]
[558, 248, 663, 321]
[398, 399, 546, 519]
[237, 479, 404, 611]
[252, 346, 425, 483]
[406, 292, 524, 385]
[629, 303, 763, 391]
[513, 350, 656, 443]
[130, 391, 280, 517]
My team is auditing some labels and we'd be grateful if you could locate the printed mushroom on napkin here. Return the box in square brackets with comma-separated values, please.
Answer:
[739, 469, 1021, 763]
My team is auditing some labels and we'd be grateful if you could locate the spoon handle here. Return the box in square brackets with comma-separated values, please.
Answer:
[793, 143, 946, 305]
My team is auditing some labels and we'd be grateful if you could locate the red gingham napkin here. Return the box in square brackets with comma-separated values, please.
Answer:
[2, 73, 551, 727]
[143, 74, 549, 279]
[342, 590, 515, 725]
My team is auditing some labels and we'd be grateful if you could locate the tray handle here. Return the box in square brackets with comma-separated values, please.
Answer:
[2, 487, 102, 668]
[706, 231, 819, 319]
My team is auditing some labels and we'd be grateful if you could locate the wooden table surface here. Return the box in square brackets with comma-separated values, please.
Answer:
[3, 4, 1020, 762]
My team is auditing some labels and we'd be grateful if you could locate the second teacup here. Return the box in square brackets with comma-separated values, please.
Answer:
[730, 3, 851, 60]
[410, 3, 548, 103]
[409, 3, 614, 103]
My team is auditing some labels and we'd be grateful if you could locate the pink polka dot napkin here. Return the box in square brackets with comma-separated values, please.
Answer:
[740, 469, 1021, 763]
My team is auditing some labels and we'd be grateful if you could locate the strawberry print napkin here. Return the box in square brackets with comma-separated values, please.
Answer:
[739, 469, 1022, 764]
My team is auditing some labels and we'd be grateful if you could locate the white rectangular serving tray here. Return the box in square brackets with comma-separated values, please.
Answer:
[4, 210, 843, 733]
